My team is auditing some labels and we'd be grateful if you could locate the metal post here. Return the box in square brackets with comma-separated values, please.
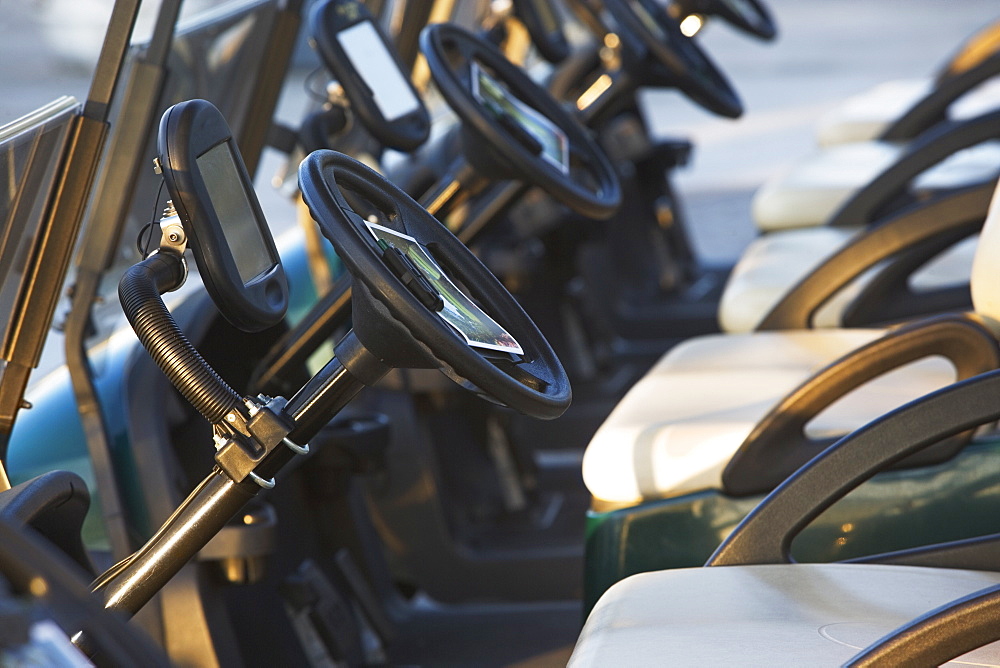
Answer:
[91, 332, 377, 620]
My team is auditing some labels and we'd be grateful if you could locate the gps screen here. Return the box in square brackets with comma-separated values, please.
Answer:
[337, 21, 422, 122]
[196, 141, 273, 283]
[471, 62, 569, 174]
[364, 221, 524, 355]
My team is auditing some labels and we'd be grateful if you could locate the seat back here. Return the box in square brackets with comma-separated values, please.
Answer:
[935, 20, 1000, 86]
[0, 471, 92, 574]
[970, 178, 1000, 325]
[881, 20, 1000, 141]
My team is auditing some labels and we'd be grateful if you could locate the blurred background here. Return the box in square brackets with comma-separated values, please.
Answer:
[0, 0, 990, 262]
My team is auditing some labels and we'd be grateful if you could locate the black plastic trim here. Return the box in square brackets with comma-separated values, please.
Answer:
[511, 0, 571, 64]
[722, 313, 1000, 496]
[708, 369, 1000, 566]
[880, 24, 1000, 141]
[758, 182, 995, 331]
[828, 109, 1000, 228]
[0, 471, 93, 574]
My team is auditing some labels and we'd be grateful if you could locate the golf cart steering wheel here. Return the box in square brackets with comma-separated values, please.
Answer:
[299, 150, 572, 419]
[420, 23, 621, 220]
[512, 0, 571, 64]
[674, 0, 776, 41]
[604, 0, 743, 118]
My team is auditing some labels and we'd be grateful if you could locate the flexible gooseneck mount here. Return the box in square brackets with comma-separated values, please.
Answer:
[119, 252, 241, 424]
[89, 250, 386, 626]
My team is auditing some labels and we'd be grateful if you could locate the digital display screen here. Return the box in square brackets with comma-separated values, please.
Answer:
[196, 141, 273, 283]
[365, 222, 524, 355]
[337, 21, 422, 122]
[471, 63, 569, 174]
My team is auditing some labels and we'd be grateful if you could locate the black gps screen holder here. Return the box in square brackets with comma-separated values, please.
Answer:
[157, 99, 288, 332]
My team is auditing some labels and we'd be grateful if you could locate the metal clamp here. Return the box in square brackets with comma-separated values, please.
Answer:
[248, 472, 275, 490]
[158, 201, 188, 255]
[283, 438, 310, 456]
[215, 396, 296, 488]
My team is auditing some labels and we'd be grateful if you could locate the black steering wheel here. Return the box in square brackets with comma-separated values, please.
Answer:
[420, 23, 621, 220]
[673, 0, 777, 41]
[603, 0, 743, 118]
[298, 150, 572, 419]
[512, 0, 572, 64]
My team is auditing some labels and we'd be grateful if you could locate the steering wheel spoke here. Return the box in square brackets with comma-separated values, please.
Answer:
[490, 355, 552, 393]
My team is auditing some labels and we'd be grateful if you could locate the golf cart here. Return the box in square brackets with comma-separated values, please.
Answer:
[4, 1, 1000, 666]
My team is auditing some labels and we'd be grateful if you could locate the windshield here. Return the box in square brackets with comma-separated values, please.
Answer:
[0, 98, 80, 359]
[0, 0, 300, 381]
[101, 0, 290, 277]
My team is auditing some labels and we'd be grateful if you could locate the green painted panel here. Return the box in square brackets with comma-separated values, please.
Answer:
[584, 439, 1000, 614]
[4, 237, 322, 550]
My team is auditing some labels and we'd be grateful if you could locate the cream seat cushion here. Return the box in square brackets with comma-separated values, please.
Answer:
[816, 79, 933, 147]
[752, 142, 902, 231]
[816, 77, 1000, 147]
[718, 227, 979, 333]
[580, 330, 956, 505]
[569, 564, 1000, 666]
[752, 141, 1000, 232]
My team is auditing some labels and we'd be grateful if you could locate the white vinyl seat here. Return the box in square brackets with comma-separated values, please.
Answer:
[817, 79, 933, 147]
[753, 141, 901, 230]
[569, 564, 1000, 666]
[759, 21, 1000, 233]
[817, 77, 1000, 147]
[581, 330, 954, 505]
[752, 139, 1000, 232]
[581, 181, 1000, 508]
[817, 20, 1000, 146]
[718, 226, 860, 333]
[717, 226, 978, 333]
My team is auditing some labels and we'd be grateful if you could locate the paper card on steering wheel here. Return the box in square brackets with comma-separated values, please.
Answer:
[470, 62, 569, 174]
[364, 221, 524, 355]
